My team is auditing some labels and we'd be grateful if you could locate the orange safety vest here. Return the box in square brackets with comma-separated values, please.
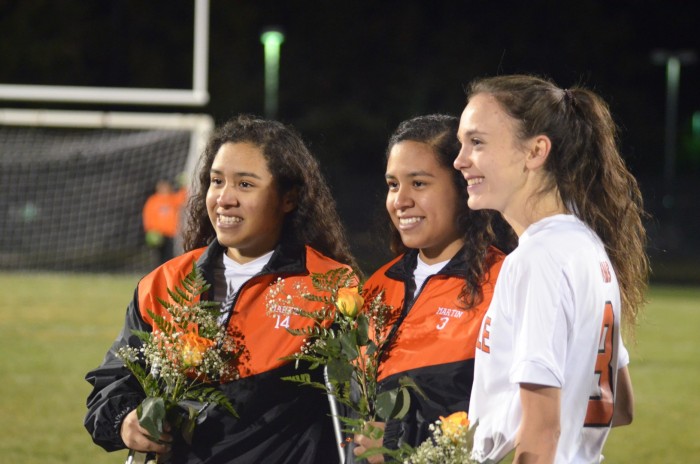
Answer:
[141, 189, 187, 238]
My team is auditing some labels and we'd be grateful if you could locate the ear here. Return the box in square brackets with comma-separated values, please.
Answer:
[281, 188, 298, 213]
[524, 135, 552, 171]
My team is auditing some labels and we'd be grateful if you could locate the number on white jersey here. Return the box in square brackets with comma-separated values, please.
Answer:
[584, 301, 615, 427]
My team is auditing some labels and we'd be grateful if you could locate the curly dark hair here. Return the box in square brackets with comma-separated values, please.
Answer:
[385, 114, 516, 308]
[467, 75, 649, 331]
[182, 114, 358, 271]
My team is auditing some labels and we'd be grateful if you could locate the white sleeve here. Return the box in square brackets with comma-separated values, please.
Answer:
[508, 249, 570, 388]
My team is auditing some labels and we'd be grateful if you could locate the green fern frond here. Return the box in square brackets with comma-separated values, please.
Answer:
[147, 309, 175, 334]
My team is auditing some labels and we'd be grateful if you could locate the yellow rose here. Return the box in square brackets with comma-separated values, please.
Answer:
[440, 411, 470, 441]
[181, 332, 214, 367]
[335, 287, 364, 318]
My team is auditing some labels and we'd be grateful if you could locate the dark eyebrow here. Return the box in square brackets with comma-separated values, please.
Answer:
[407, 170, 435, 178]
[210, 168, 263, 179]
[385, 170, 435, 180]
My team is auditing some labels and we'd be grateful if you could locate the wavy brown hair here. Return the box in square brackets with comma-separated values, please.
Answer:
[386, 114, 516, 308]
[468, 75, 649, 331]
[182, 114, 358, 270]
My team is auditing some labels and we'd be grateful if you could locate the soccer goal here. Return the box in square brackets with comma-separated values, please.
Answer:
[0, 109, 213, 272]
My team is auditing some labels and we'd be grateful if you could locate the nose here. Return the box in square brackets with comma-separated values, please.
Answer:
[453, 145, 472, 172]
[216, 185, 238, 207]
[392, 185, 413, 210]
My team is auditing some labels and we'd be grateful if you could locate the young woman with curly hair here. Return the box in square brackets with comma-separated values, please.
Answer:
[351, 114, 515, 463]
[86, 114, 357, 464]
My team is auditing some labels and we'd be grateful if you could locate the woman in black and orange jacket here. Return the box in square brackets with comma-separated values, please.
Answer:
[85, 115, 358, 464]
[351, 115, 516, 463]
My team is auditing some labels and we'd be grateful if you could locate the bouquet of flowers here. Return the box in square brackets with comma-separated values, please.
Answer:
[265, 268, 421, 453]
[117, 264, 241, 462]
[400, 411, 476, 464]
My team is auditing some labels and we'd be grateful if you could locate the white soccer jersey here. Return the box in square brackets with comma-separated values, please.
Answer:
[469, 214, 628, 464]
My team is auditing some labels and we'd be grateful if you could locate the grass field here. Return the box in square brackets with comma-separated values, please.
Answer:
[0, 272, 698, 463]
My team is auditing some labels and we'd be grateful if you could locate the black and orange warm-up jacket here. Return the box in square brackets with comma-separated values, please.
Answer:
[359, 246, 504, 454]
[85, 241, 349, 464]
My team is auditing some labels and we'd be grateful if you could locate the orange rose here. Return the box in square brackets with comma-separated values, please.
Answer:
[181, 332, 214, 367]
[440, 411, 470, 441]
[335, 287, 364, 318]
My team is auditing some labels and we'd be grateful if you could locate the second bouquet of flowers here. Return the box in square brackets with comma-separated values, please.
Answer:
[265, 268, 421, 445]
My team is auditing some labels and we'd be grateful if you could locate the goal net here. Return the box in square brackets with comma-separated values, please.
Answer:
[0, 109, 213, 272]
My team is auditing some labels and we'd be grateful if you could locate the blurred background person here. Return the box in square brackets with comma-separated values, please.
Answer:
[142, 178, 188, 264]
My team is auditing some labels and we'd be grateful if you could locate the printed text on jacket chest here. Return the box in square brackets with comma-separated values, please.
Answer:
[434, 306, 463, 330]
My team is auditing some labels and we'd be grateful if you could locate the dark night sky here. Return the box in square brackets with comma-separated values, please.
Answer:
[1, 0, 699, 273]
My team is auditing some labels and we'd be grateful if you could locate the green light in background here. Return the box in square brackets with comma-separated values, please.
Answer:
[693, 111, 700, 136]
[260, 28, 285, 119]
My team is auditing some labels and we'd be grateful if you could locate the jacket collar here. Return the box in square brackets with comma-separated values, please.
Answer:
[385, 246, 469, 281]
[196, 240, 308, 277]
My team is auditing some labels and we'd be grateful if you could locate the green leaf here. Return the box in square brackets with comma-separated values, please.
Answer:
[338, 331, 359, 360]
[131, 330, 151, 344]
[375, 389, 397, 421]
[356, 314, 370, 346]
[325, 336, 342, 356]
[180, 407, 198, 445]
[375, 387, 411, 421]
[327, 358, 353, 383]
[137, 397, 166, 442]
[281, 373, 312, 384]
[399, 375, 428, 401]
[365, 341, 377, 357]
[390, 387, 411, 420]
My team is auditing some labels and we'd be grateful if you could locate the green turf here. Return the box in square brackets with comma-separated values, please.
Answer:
[0, 272, 139, 464]
[602, 286, 700, 463]
[0, 273, 697, 463]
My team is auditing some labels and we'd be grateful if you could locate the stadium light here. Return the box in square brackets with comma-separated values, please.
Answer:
[651, 48, 697, 207]
[260, 27, 285, 119]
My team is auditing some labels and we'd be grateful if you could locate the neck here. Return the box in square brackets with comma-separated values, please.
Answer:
[504, 190, 567, 237]
[418, 238, 464, 265]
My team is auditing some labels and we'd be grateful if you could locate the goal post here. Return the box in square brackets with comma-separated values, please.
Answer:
[0, 109, 214, 272]
[0, 0, 211, 107]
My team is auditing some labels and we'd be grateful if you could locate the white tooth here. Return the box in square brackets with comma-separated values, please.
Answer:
[219, 215, 242, 224]
[399, 217, 422, 225]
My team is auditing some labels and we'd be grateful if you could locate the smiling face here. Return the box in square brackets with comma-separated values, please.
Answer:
[206, 142, 295, 263]
[454, 93, 532, 217]
[385, 140, 464, 264]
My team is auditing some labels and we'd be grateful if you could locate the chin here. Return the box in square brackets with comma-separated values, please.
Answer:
[467, 198, 487, 211]
[399, 238, 425, 250]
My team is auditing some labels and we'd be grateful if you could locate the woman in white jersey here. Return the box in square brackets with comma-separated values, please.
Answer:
[453, 75, 649, 463]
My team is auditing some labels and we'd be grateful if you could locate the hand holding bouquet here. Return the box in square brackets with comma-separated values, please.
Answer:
[117, 264, 241, 459]
[265, 268, 422, 448]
